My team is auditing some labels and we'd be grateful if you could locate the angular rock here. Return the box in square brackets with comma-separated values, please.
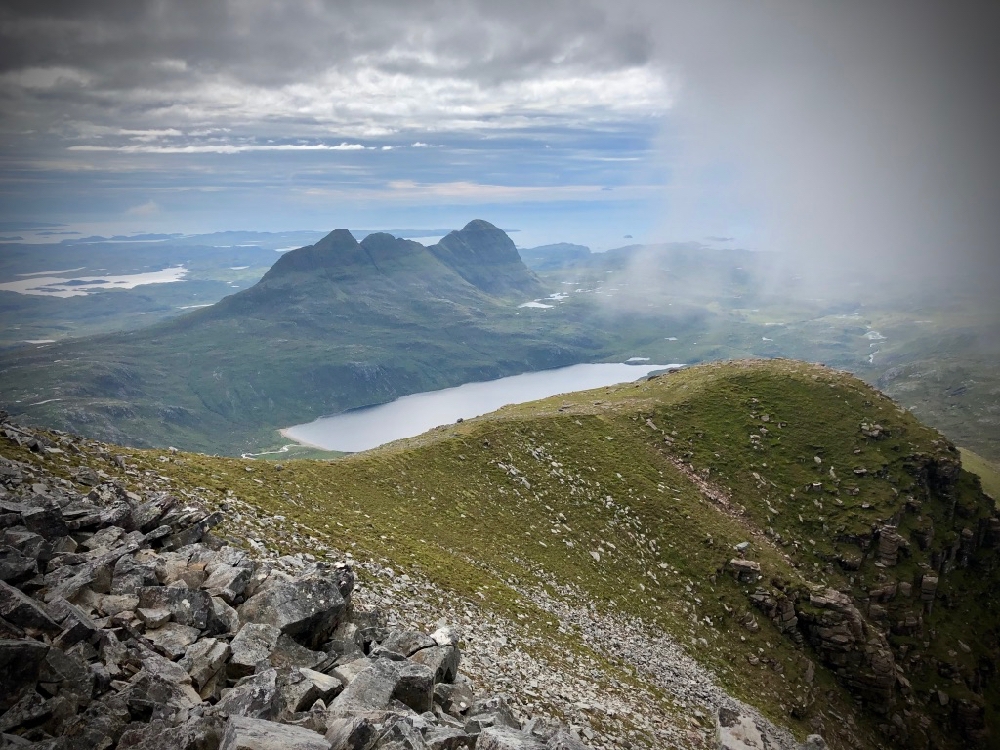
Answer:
[434, 678, 474, 718]
[137, 607, 171, 629]
[138, 585, 213, 630]
[716, 707, 771, 750]
[212, 596, 241, 635]
[325, 715, 376, 750]
[0, 690, 50, 734]
[179, 637, 231, 691]
[410, 645, 459, 685]
[375, 719, 429, 749]
[111, 554, 159, 596]
[121, 670, 201, 723]
[203, 564, 251, 605]
[0, 639, 49, 711]
[330, 657, 373, 686]
[116, 714, 224, 750]
[21, 505, 69, 540]
[0, 546, 37, 583]
[328, 659, 402, 714]
[393, 661, 436, 714]
[163, 512, 224, 552]
[269, 633, 326, 671]
[545, 729, 587, 749]
[280, 668, 343, 716]
[77, 526, 126, 553]
[155, 553, 208, 588]
[238, 575, 346, 650]
[41, 644, 95, 699]
[229, 623, 281, 680]
[136, 647, 193, 687]
[728, 559, 762, 584]
[468, 695, 518, 730]
[142, 622, 200, 660]
[423, 726, 475, 750]
[217, 668, 279, 720]
[382, 630, 436, 657]
[47, 597, 99, 648]
[100, 593, 140, 617]
[59, 692, 131, 748]
[129, 495, 177, 534]
[0, 580, 60, 632]
[476, 727, 545, 750]
[220, 715, 331, 750]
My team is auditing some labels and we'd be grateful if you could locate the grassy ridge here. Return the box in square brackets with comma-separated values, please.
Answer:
[96, 359, 997, 748]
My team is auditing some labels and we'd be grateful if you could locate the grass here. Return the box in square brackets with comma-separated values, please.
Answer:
[960, 448, 1000, 500]
[32, 359, 986, 749]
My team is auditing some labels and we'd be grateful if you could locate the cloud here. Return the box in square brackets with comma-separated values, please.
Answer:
[301, 180, 657, 205]
[68, 142, 373, 154]
[0, 0, 995, 297]
[125, 200, 159, 216]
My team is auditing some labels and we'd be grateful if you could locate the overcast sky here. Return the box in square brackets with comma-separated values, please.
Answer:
[0, 0, 997, 285]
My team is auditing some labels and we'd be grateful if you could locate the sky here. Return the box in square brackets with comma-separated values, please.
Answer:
[0, 0, 997, 289]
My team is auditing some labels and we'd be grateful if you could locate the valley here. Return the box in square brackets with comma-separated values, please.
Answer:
[1, 222, 995, 463]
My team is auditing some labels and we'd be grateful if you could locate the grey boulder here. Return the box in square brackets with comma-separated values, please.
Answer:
[238, 575, 345, 649]
[476, 727, 546, 750]
[220, 715, 331, 750]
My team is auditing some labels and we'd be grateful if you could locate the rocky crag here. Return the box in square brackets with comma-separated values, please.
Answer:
[0, 413, 817, 749]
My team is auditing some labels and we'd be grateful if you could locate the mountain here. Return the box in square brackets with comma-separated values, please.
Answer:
[518, 242, 592, 271]
[2, 359, 997, 749]
[0, 221, 607, 455]
[427, 219, 544, 296]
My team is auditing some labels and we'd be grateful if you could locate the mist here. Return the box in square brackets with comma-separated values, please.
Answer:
[636, 0, 1000, 304]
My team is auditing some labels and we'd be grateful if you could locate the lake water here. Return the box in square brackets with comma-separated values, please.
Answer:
[281, 362, 682, 453]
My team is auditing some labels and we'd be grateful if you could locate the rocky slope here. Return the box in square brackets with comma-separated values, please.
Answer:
[0, 412, 812, 749]
[1, 359, 997, 749]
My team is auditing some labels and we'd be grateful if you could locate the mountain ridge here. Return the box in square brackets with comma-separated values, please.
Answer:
[2, 359, 996, 748]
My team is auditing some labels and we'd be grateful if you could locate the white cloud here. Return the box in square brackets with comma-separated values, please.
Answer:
[301, 180, 658, 204]
[125, 200, 159, 216]
[68, 142, 372, 154]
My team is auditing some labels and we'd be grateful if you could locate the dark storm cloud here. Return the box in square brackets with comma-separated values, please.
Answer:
[0, 0, 665, 151]
[0, 1, 650, 91]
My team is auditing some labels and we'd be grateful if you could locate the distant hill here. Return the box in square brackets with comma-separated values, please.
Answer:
[519, 242, 592, 271]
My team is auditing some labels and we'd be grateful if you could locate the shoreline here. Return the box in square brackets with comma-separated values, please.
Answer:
[276, 428, 332, 452]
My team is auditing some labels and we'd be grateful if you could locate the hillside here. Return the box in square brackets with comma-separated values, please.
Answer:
[5, 359, 997, 749]
[0, 221, 609, 455]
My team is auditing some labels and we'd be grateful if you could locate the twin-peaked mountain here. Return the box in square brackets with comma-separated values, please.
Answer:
[260, 220, 541, 294]
[215, 220, 544, 319]
[0, 221, 603, 454]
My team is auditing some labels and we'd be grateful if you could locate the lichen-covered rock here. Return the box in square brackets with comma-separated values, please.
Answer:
[217, 668, 280, 721]
[220, 715, 331, 750]
[476, 726, 546, 750]
[238, 575, 346, 650]
[229, 623, 281, 680]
